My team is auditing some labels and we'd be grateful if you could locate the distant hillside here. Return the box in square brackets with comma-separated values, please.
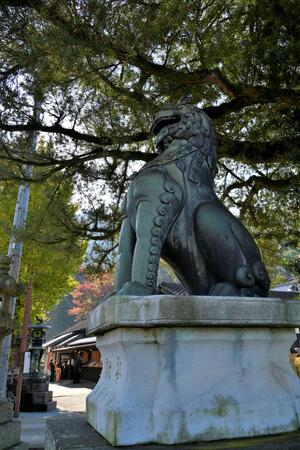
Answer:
[45, 294, 76, 340]
[45, 272, 85, 340]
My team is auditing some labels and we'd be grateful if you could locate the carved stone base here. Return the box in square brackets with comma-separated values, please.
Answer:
[0, 399, 28, 450]
[8, 376, 56, 412]
[86, 295, 300, 446]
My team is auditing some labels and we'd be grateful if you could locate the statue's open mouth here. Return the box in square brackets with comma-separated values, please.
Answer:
[151, 113, 181, 135]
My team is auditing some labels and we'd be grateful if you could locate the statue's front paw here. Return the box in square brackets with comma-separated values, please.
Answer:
[116, 281, 154, 296]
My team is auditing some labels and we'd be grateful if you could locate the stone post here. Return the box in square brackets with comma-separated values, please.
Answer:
[0, 254, 28, 449]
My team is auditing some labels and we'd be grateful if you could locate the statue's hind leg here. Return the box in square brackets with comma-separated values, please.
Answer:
[195, 202, 270, 297]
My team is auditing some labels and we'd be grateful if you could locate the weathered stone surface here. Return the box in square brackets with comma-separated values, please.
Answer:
[0, 399, 12, 425]
[31, 401, 57, 412]
[88, 295, 300, 335]
[86, 295, 300, 446]
[9, 378, 55, 413]
[32, 391, 53, 404]
[0, 418, 21, 450]
[22, 381, 49, 393]
[0, 315, 15, 339]
[45, 414, 300, 449]
[45, 414, 105, 450]
[7, 442, 29, 450]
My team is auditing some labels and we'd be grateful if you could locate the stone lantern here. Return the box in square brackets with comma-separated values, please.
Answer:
[20, 318, 56, 412]
[0, 254, 20, 340]
[0, 254, 28, 449]
[27, 319, 50, 377]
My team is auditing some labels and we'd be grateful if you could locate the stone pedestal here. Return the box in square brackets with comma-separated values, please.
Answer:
[86, 295, 300, 446]
[0, 399, 28, 450]
[8, 376, 56, 412]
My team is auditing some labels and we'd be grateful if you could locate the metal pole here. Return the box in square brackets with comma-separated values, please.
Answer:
[14, 278, 33, 418]
[0, 102, 41, 396]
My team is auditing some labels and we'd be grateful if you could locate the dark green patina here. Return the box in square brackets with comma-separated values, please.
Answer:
[115, 98, 270, 298]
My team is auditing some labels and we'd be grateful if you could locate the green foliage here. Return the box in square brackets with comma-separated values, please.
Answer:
[0, 177, 86, 330]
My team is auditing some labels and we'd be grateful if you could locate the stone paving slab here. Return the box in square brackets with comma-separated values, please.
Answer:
[20, 380, 95, 448]
[45, 414, 300, 450]
[20, 410, 60, 449]
[19, 381, 300, 450]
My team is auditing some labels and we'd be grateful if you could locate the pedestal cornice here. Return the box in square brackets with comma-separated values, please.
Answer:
[88, 295, 300, 335]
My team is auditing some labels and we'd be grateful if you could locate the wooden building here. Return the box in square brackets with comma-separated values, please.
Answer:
[43, 319, 101, 382]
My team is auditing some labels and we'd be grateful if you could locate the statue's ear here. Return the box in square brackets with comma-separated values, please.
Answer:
[178, 95, 193, 105]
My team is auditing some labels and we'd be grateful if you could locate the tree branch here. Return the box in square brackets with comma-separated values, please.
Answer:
[7, 0, 298, 108]
[0, 64, 22, 81]
[221, 173, 300, 201]
[0, 121, 149, 145]
[86, 59, 153, 108]
[0, 143, 154, 179]
[219, 135, 300, 164]
[1, 114, 299, 164]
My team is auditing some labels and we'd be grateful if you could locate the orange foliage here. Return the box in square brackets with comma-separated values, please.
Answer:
[68, 272, 114, 321]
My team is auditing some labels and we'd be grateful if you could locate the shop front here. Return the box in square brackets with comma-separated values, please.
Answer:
[43, 320, 102, 382]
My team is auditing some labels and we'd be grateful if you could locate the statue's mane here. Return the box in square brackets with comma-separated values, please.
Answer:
[150, 98, 218, 178]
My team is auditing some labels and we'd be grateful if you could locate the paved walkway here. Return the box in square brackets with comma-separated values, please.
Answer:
[20, 380, 96, 449]
[19, 380, 300, 450]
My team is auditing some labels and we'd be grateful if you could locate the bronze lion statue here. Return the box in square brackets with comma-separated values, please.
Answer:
[114, 98, 270, 297]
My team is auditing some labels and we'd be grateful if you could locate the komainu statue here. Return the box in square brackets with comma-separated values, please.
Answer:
[115, 98, 270, 297]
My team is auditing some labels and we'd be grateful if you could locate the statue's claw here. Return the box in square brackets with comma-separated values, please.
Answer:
[209, 283, 240, 297]
[116, 281, 154, 296]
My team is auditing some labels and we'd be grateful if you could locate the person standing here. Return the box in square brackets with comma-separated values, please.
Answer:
[294, 354, 300, 377]
[49, 359, 55, 382]
[62, 362, 68, 380]
[73, 352, 83, 384]
[56, 364, 62, 383]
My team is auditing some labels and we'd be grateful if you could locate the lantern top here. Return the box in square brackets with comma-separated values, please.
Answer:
[28, 322, 51, 330]
[0, 253, 21, 297]
[0, 254, 11, 271]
